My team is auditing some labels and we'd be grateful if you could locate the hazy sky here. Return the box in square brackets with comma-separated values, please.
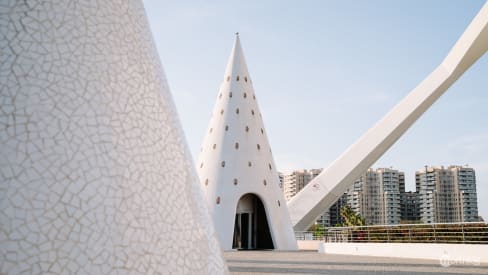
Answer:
[143, 1, 488, 219]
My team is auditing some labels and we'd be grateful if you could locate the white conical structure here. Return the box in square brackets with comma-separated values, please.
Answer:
[0, 1, 226, 273]
[197, 35, 297, 251]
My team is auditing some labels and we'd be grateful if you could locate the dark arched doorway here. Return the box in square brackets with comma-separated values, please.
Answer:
[232, 193, 274, 249]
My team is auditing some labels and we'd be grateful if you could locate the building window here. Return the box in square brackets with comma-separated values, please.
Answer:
[234, 178, 238, 185]
[263, 179, 267, 186]
[253, 94, 256, 100]
[229, 92, 232, 98]
[205, 179, 209, 186]
[235, 142, 239, 149]
[261, 128, 264, 134]
[244, 76, 248, 82]
[213, 144, 216, 149]
[245, 126, 249, 132]
[225, 125, 229, 131]
[269, 163, 272, 170]
[257, 144, 261, 150]
[251, 110, 255, 116]
[277, 200, 281, 207]
[220, 109, 224, 115]
[236, 75, 239, 81]
[236, 108, 239, 114]
[243, 92, 247, 98]
[221, 161, 225, 167]
[200, 163, 203, 168]
[209, 128, 213, 133]
[216, 197, 221, 204]
[219, 93, 222, 99]
[248, 161, 252, 167]
[226, 76, 230, 82]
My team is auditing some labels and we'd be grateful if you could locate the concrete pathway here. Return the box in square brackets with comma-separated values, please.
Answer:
[224, 250, 488, 275]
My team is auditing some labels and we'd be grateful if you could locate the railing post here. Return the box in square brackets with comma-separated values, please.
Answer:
[294, 222, 486, 245]
[462, 223, 465, 244]
[433, 224, 437, 243]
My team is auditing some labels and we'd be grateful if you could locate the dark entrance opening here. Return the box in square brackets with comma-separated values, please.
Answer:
[232, 193, 274, 249]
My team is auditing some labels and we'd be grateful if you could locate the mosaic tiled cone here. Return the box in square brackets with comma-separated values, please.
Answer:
[0, 1, 227, 273]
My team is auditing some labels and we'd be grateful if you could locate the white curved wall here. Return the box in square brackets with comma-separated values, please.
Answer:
[320, 243, 487, 264]
[197, 36, 297, 250]
[0, 1, 226, 273]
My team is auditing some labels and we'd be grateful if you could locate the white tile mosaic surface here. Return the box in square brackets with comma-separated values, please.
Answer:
[0, 0, 227, 273]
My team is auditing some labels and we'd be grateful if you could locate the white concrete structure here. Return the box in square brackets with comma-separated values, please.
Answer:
[319, 243, 487, 264]
[0, 1, 226, 273]
[197, 35, 297, 250]
[288, 2, 488, 231]
[296, 240, 323, 251]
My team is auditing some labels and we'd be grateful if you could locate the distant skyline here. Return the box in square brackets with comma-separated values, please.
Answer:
[143, 1, 488, 219]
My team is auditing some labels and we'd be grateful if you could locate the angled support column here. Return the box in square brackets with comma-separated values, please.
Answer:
[288, 2, 488, 231]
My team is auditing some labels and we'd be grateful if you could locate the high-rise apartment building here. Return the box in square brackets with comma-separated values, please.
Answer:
[283, 167, 404, 227]
[282, 169, 323, 200]
[454, 166, 479, 222]
[400, 191, 420, 222]
[282, 170, 309, 201]
[283, 165, 479, 228]
[320, 193, 347, 226]
[347, 168, 403, 225]
[399, 173, 420, 222]
[416, 166, 478, 223]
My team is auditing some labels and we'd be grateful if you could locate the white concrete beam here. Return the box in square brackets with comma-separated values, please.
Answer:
[288, 2, 488, 231]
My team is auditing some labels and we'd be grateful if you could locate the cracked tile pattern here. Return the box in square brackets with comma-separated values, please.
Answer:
[0, 0, 227, 273]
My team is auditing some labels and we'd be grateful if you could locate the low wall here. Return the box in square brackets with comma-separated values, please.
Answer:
[297, 240, 323, 250]
[319, 242, 488, 264]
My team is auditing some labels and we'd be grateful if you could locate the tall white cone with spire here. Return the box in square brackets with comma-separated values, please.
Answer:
[197, 35, 297, 250]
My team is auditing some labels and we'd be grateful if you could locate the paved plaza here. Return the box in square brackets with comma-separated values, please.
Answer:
[224, 250, 488, 275]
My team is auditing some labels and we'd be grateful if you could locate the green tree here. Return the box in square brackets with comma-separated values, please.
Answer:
[340, 205, 365, 226]
[309, 223, 325, 238]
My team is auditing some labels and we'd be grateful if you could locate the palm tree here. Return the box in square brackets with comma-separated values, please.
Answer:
[340, 205, 365, 226]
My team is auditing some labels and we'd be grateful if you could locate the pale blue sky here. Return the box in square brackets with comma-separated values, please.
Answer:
[143, 1, 488, 219]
